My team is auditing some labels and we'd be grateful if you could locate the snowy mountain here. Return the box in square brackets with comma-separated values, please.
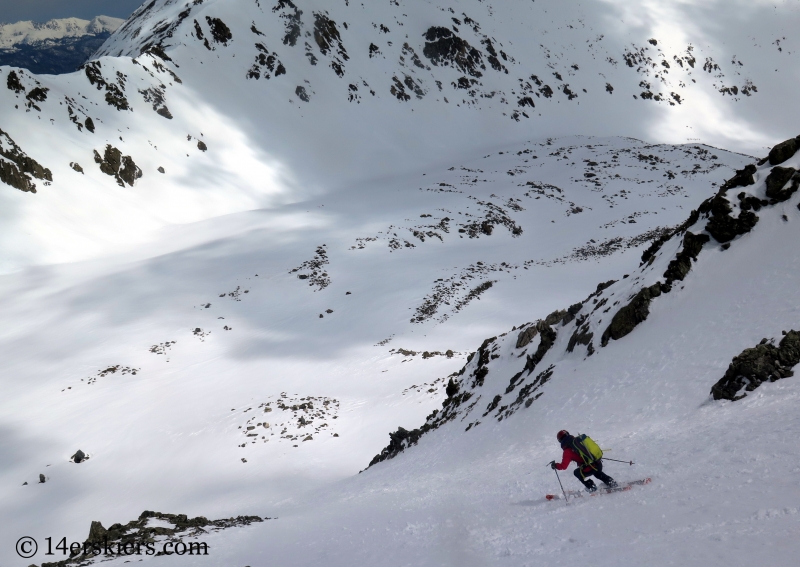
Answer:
[0, 17, 123, 75]
[1, 0, 799, 270]
[1, 1, 800, 566]
[0, 17, 122, 49]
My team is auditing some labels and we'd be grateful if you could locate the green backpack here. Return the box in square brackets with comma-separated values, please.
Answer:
[571, 434, 604, 465]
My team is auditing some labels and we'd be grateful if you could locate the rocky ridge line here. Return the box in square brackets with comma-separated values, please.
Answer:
[367, 135, 800, 467]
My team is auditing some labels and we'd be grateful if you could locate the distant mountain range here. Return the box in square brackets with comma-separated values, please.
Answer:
[0, 16, 123, 74]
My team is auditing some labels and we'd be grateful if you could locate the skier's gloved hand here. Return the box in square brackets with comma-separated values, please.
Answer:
[549, 460, 557, 470]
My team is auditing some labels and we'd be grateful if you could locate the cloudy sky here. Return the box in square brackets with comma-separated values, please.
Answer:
[0, 0, 142, 23]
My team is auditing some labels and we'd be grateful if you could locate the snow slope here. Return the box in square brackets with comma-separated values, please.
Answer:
[3, 133, 796, 566]
[0, 133, 755, 566]
[26, 140, 796, 567]
[1, 0, 799, 565]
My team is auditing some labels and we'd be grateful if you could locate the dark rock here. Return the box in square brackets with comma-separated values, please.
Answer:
[640, 209, 700, 265]
[720, 164, 756, 191]
[711, 330, 800, 400]
[0, 127, 52, 192]
[313, 13, 348, 60]
[98, 146, 121, 176]
[704, 192, 758, 243]
[94, 145, 142, 187]
[70, 162, 84, 174]
[85, 117, 95, 133]
[601, 283, 662, 346]
[768, 137, 799, 166]
[422, 27, 484, 77]
[484, 394, 502, 415]
[39, 474, 45, 483]
[515, 324, 538, 349]
[368, 425, 427, 467]
[560, 302, 583, 326]
[26, 86, 49, 103]
[104, 84, 130, 111]
[523, 322, 556, 375]
[445, 378, 459, 397]
[158, 166, 165, 173]
[764, 166, 798, 201]
[205, 17, 233, 45]
[146, 45, 172, 62]
[295, 85, 310, 102]
[595, 280, 617, 294]
[567, 322, 593, 353]
[663, 231, 710, 284]
[544, 308, 567, 326]
[473, 366, 488, 387]
[119, 156, 142, 186]
[86, 520, 108, 544]
[197, 140, 207, 152]
[6, 70, 24, 93]
[71, 449, 86, 463]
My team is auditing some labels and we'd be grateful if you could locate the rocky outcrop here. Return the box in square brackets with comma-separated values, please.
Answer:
[205, 17, 232, 45]
[82, 61, 130, 111]
[522, 322, 557, 375]
[720, 164, 756, 191]
[515, 324, 539, 349]
[567, 318, 593, 353]
[0, 127, 52, 192]
[764, 166, 799, 202]
[6, 69, 24, 93]
[422, 27, 484, 77]
[367, 134, 800, 472]
[663, 231, 710, 284]
[93, 145, 142, 187]
[295, 85, 310, 102]
[702, 189, 759, 243]
[601, 283, 664, 346]
[711, 331, 800, 401]
[768, 136, 800, 166]
[40, 511, 267, 567]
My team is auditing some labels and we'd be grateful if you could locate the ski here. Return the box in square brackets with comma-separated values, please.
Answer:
[546, 478, 651, 500]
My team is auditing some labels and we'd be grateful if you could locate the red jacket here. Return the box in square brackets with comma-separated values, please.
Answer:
[555, 446, 585, 471]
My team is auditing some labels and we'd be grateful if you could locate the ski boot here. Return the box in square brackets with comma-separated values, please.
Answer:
[584, 480, 597, 493]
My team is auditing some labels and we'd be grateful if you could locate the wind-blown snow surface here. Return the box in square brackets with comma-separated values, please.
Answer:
[1, 0, 799, 268]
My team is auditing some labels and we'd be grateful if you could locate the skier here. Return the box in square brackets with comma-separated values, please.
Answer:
[550, 430, 617, 492]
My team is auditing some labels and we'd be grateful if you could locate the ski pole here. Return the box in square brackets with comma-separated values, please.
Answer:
[603, 457, 635, 466]
[547, 461, 568, 505]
